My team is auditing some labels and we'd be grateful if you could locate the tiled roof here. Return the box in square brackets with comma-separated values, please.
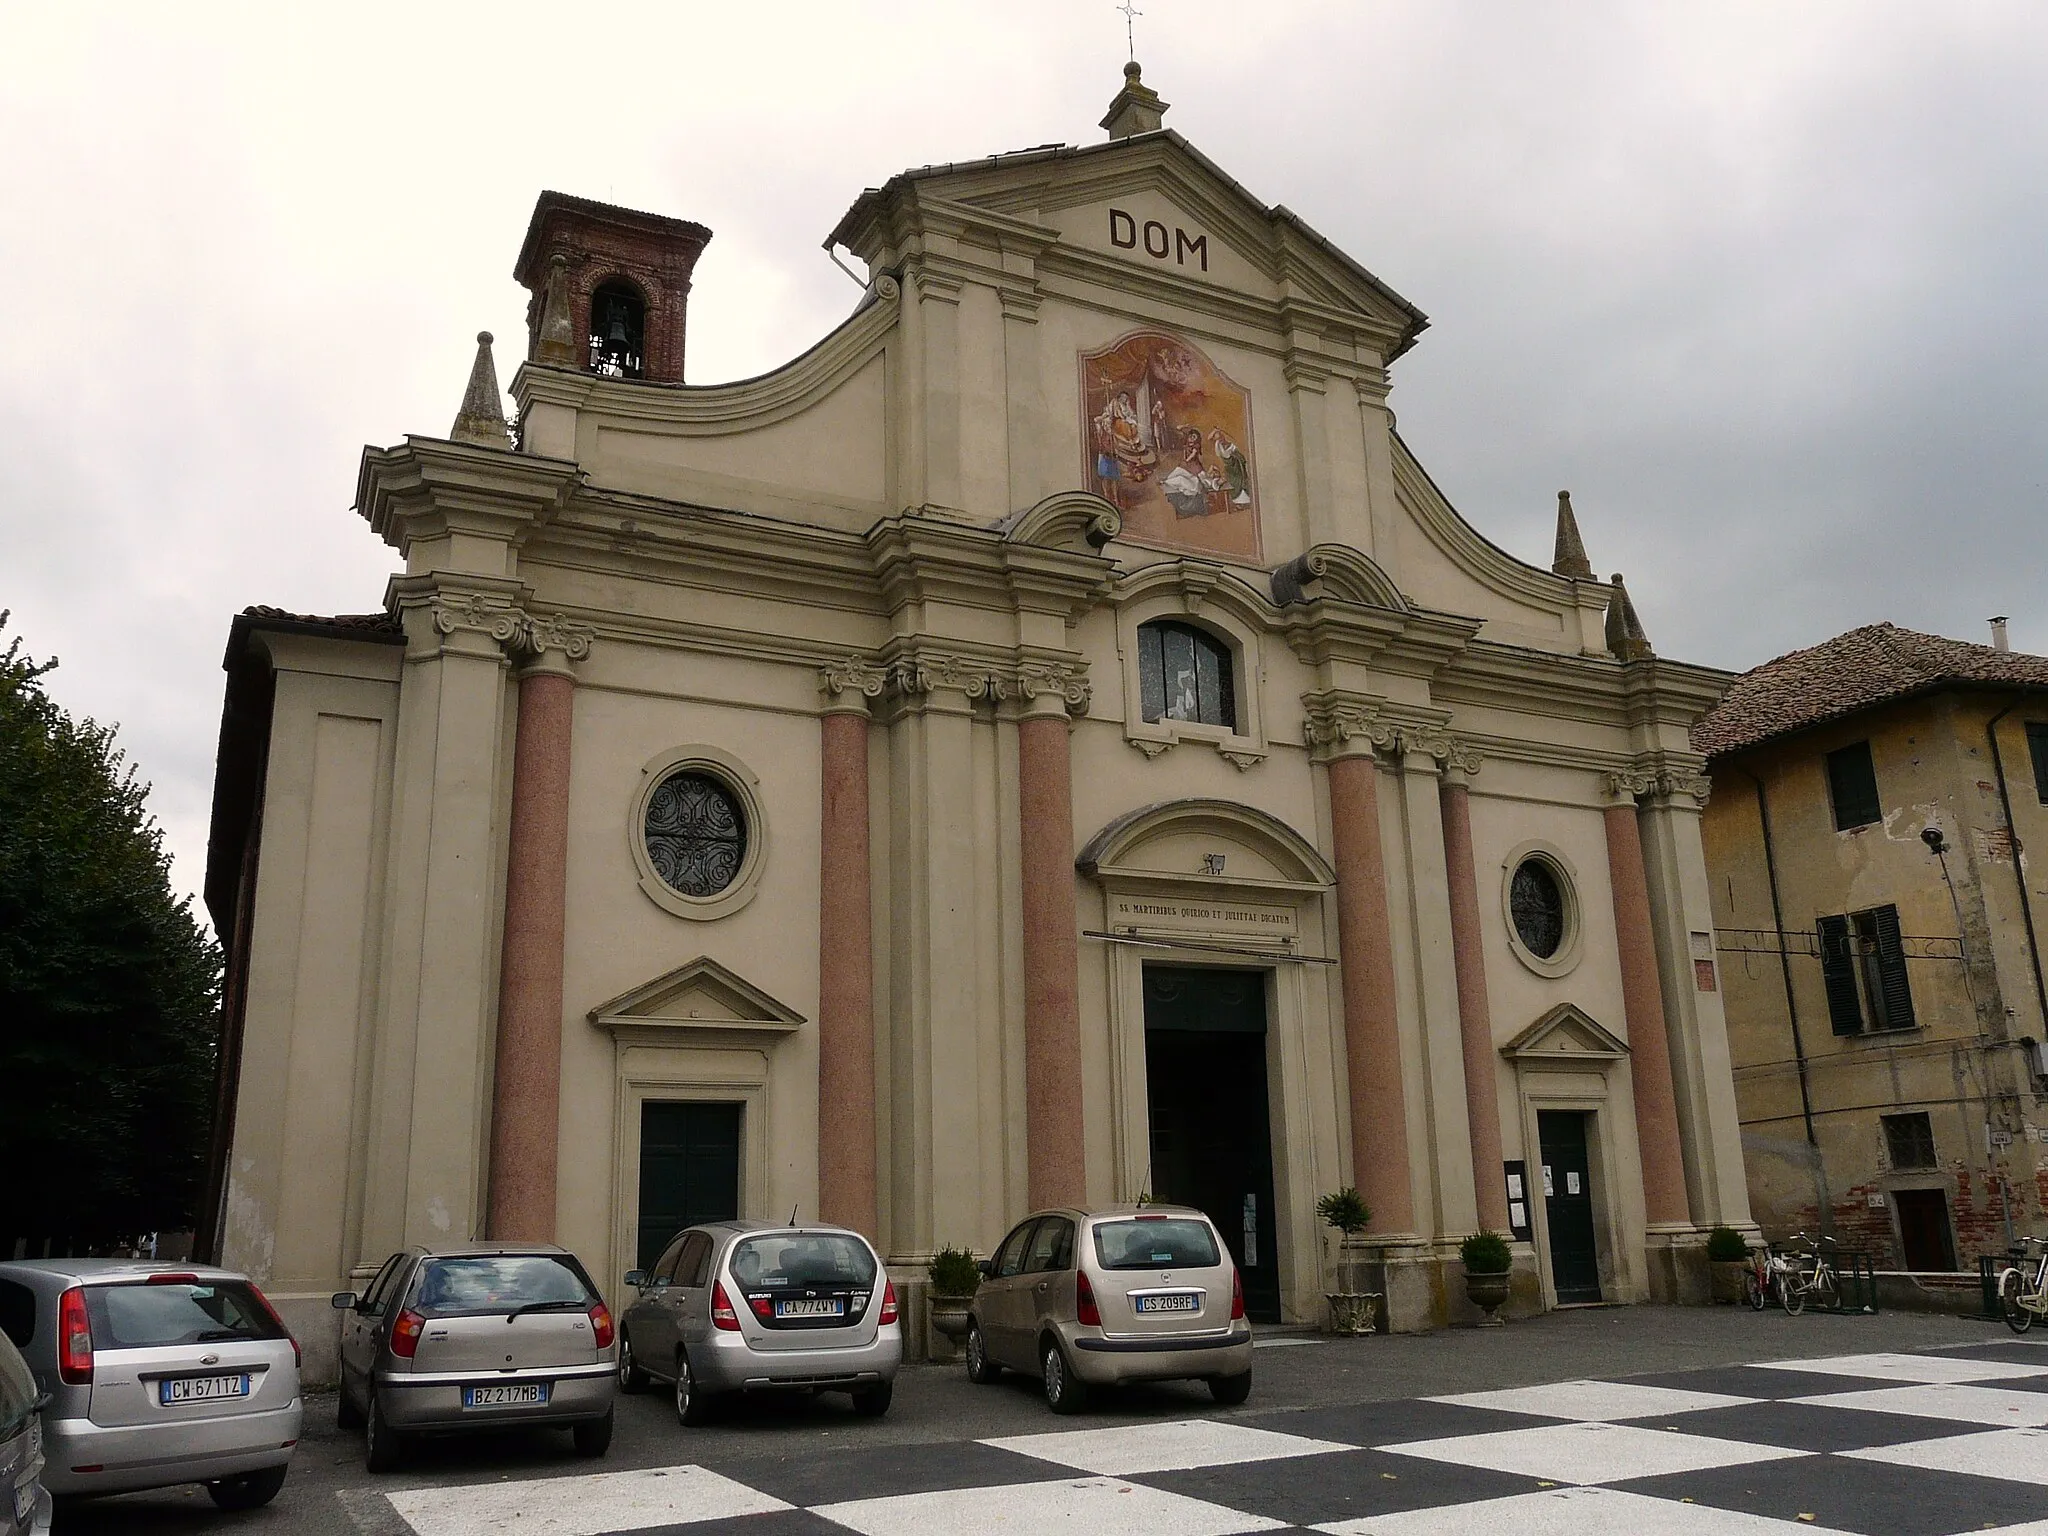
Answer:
[1693, 622, 2048, 759]
[240, 604, 400, 633]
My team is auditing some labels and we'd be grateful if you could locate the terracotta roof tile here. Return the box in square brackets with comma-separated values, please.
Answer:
[1693, 622, 2048, 759]
[240, 604, 401, 633]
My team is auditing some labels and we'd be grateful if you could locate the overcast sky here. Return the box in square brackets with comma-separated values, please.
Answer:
[4, 1, 2044, 915]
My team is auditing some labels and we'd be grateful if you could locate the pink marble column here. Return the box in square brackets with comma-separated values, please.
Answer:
[1018, 707, 1088, 1211]
[816, 698, 877, 1236]
[1440, 774, 1510, 1235]
[1327, 750, 1415, 1235]
[1603, 786, 1693, 1227]
[487, 663, 575, 1242]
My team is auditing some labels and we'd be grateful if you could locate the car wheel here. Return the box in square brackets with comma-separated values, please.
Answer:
[365, 1393, 406, 1473]
[618, 1332, 650, 1394]
[336, 1374, 365, 1431]
[206, 1464, 288, 1511]
[573, 1407, 615, 1457]
[675, 1349, 717, 1427]
[1208, 1370, 1253, 1406]
[1042, 1339, 1089, 1415]
[964, 1321, 1002, 1384]
[852, 1380, 893, 1417]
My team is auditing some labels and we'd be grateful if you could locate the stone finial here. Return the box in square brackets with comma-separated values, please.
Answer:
[1100, 60, 1168, 138]
[1552, 490, 1594, 579]
[450, 332, 513, 449]
[1605, 572, 1654, 661]
[535, 253, 579, 366]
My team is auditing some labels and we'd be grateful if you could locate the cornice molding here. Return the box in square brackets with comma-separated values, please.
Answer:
[1269, 544, 1409, 612]
[355, 436, 581, 557]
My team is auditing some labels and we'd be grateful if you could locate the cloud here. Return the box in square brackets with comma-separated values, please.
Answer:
[3, 0, 2043, 910]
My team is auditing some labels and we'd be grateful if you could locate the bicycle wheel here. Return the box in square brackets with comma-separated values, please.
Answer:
[2003, 1269, 2034, 1335]
[1744, 1267, 1767, 1311]
[1812, 1267, 1838, 1311]
[1780, 1273, 1806, 1316]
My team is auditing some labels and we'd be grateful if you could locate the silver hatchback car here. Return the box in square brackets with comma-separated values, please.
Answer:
[0, 1259, 302, 1509]
[332, 1244, 617, 1472]
[0, 1329, 51, 1536]
[618, 1222, 900, 1424]
[964, 1205, 1253, 1413]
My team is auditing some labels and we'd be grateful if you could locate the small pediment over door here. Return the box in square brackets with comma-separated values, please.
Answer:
[588, 957, 805, 1042]
[1500, 1003, 1629, 1064]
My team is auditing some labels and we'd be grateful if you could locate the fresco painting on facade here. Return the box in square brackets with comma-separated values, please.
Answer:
[1082, 329, 1260, 561]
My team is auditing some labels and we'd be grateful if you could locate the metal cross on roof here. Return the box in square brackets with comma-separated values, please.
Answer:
[1116, 0, 1141, 62]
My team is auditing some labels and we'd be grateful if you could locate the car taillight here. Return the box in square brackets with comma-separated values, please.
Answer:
[390, 1308, 425, 1358]
[711, 1282, 741, 1331]
[588, 1301, 615, 1349]
[1230, 1267, 1245, 1321]
[1076, 1269, 1101, 1327]
[879, 1280, 898, 1326]
[247, 1283, 302, 1368]
[58, 1287, 92, 1385]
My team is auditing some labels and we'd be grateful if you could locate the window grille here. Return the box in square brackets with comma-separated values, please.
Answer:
[1882, 1111, 1937, 1170]
[643, 770, 746, 897]
[1137, 620, 1236, 730]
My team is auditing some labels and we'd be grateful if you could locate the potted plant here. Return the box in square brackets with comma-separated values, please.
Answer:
[1461, 1230, 1513, 1325]
[926, 1246, 980, 1344]
[1706, 1225, 1750, 1303]
[1316, 1188, 1379, 1335]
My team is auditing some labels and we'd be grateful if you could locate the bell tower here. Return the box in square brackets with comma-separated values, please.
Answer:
[513, 191, 712, 385]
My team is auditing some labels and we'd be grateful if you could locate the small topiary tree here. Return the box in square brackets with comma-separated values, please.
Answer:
[1460, 1230, 1513, 1275]
[1317, 1187, 1372, 1236]
[1705, 1225, 1749, 1263]
[927, 1246, 982, 1298]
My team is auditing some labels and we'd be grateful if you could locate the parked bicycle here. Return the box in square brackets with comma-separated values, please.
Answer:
[1743, 1243, 1798, 1312]
[1776, 1232, 1840, 1316]
[1999, 1236, 2048, 1334]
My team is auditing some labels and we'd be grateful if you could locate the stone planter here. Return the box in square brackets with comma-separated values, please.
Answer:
[928, 1297, 972, 1344]
[1710, 1260, 1749, 1305]
[1325, 1292, 1380, 1336]
[1465, 1270, 1511, 1325]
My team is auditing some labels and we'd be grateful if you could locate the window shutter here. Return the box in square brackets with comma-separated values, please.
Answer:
[1870, 904, 1917, 1031]
[2027, 722, 2048, 806]
[1817, 915, 1863, 1035]
[1826, 742, 1882, 830]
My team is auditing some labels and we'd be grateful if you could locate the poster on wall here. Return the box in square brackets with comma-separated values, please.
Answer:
[1080, 329, 1260, 562]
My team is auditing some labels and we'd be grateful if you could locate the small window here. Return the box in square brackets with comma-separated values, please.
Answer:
[2027, 722, 2048, 806]
[994, 1220, 1039, 1279]
[651, 1235, 688, 1285]
[1509, 860, 1567, 959]
[1138, 620, 1236, 730]
[1883, 1111, 1937, 1170]
[360, 1252, 406, 1317]
[589, 279, 646, 378]
[1024, 1217, 1074, 1273]
[1819, 904, 1916, 1035]
[644, 769, 748, 898]
[1826, 741, 1882, 831]
[678, 1233, 714, 1288]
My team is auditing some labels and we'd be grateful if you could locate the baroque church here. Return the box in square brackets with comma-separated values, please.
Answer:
[202, 65, 1751, 1377]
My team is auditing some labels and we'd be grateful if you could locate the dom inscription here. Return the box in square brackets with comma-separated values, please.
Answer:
[1108, 208, 1209, 271]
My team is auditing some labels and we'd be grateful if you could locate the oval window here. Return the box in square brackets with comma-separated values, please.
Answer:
[644, 770, 748, 898]
[1509, 858, 1567, 959]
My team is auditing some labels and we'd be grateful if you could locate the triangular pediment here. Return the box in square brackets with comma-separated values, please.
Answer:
[588, 957, 805, 1037]
[1500, 1003, 1629, 1063]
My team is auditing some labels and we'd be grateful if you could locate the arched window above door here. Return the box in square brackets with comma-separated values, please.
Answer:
[1138, 620, 1236, 731]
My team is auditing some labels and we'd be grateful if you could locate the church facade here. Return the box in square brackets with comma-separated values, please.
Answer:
[202, 68, 1751, 1379]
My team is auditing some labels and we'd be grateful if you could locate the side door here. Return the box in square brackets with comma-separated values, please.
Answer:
[983, 1220, 1041, 1368]
[1020, 1216, 1075, 1345]
[666, 1233, 714, 1362]
[629, 1234, 689, 1372]
[342, 1253, 405, 1396]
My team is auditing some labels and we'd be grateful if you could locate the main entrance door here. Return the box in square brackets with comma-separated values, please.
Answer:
[1143, 966, 1282, 1323]
[636, 1101, 741, 1272]
[1538, 1110, 1601, 1303]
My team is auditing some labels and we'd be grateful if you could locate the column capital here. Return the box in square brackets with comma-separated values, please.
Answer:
[818, 657, 886, 716]
[1395, 725, 1482, 778]
[1015, 659, 1092, 719]
[1605, 767, 1659, 806]
[1302, 691, 1396, 762]
[508, 610, 595, 679]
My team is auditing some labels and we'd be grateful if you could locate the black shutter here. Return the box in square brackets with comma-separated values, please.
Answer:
[1870, 904, 1917, 1031]
[2027, 722, 2048, 805]
[1826, 742, 1882, 830]
[1818, 915, 1863, 1035]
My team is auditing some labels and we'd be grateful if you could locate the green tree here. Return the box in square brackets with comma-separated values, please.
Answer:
[0, 613, 222, 1250]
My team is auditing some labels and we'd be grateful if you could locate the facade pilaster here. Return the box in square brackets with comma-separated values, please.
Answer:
[1438, 754, 1510, 1234]
[1017, 685, 1088, 1212]
[817, 660, 885, 1236]
[485, 612, 594, 1242]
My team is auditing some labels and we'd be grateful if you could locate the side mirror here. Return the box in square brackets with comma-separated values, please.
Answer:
[623, 1271, 648, 1291]
[329, 1292, 359, 1311]
[976, 1259, 994, 1278]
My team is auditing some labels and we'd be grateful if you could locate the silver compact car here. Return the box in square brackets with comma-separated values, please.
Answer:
[964, 1205, 1253, 1413]
[618, 1222, 900, 1424]
[0, 1328, 50, 1536]
[0, 1259, 302, 1509]
[332, 1245, 617, 1472]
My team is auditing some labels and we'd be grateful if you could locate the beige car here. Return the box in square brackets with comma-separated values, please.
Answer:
[963, 1206, 1253, 1413]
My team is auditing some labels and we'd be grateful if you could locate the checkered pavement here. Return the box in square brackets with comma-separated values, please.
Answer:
[368, 1340, 2048, 1535]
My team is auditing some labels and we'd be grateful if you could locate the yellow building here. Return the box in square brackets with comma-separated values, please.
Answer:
[200, 68, 1754, 1380]
[1699, 622, 2048, 1270]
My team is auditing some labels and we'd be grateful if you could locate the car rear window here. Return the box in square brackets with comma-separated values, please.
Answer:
[1092, 1218, 1221, 1271]
[411, 1256, 595, 1317]
[729, 1234, 876, 1290]
[84, 1281, 285, 1349]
